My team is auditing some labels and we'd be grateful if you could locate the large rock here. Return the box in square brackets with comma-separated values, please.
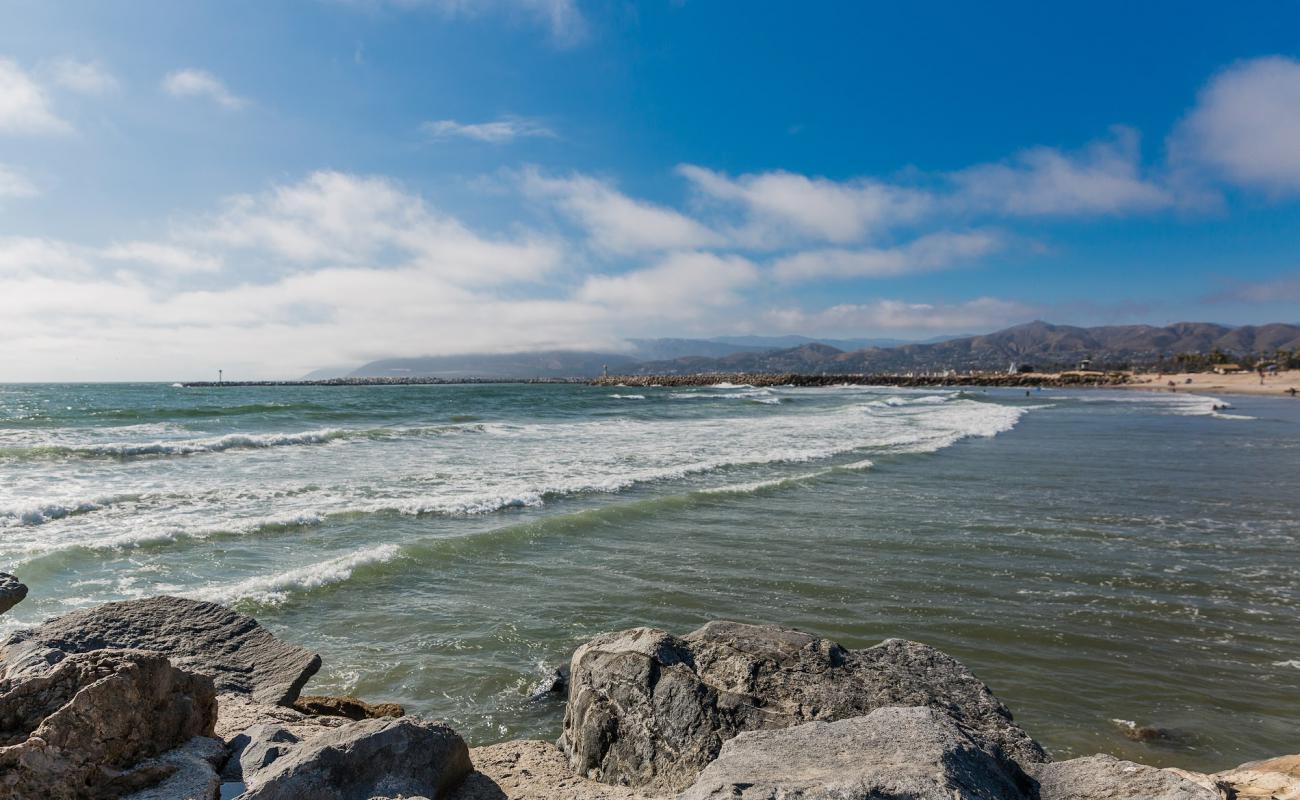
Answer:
[292, 694, 405, 721]
[678, 706, 1030, 800]
[0, 596, 320, 705]
[236, 717, 471, 800]
[0, 573, 26, 616]
[559, 621, 1044, 792]
[449, 740, 659, 800]
[1214, 753, 1300, 799]
[0, 649, 217, 800]
[121, 736, 227, 800]
[1027, 754, 1223, 800]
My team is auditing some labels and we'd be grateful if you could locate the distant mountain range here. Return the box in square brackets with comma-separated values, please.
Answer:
[312, 322, 1300, 379]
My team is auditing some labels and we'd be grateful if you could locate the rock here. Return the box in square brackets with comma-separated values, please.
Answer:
[448, 740, 660, 800]
[0, 574, 26, 616]
[0, 596, 321, 705]
[678, 706, 1030, 800]
[292, 694, 405, 720]
[0, 649, 218, 800]
[527, 666, 569, 703]
[560, 621, 1044, 792]
[1214, 753, 1300, 799]
[222, 723, 301, 782]
[121, 736, 228, 800]
[214, 693, 348, 743]
[236, 717, 471, 800]
[1027, 754, 1222, 799]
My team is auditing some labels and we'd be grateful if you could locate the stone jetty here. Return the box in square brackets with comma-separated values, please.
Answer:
[0, 587, 1294, 799]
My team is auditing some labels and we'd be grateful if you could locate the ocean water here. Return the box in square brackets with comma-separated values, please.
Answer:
[1, 382, 1297, 770]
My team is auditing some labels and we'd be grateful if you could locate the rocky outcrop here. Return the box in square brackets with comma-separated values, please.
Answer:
[292, 694, 405, 720]
[1026, 754, 1224, 800]
[0, 573, 26, 616]
[560, 621, 1044, 792]
[678, 706, 1030, 800]
[450, 740, 657, 800]
[1214, 753, 1300, 799]
[234, 717, 471, 800]
[120, 736, 227, 800]
[0, 596, 320, 705]
[0, 649, 217, 800]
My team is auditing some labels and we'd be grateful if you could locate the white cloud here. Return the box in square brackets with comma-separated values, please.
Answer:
[0, 58, 72, 135]
[387, 0, 588, 47]
[47, 58, 119, 95]
[1171, 56, 1300, 194]
[579, 251, 759, 315]
[524, 170, 725, 255]
[101, 241, 223, 273]
[189, 170, 562, 285]
[951, 127, 1172, 215]
[772, 230, 1003, 281]
[767, 297, 1039, 336]
[678, 164, 930, 245]
[421, 116, 554, 143]
[162, 69, 246, 109]
[0, 236, 91, 276]
[0, 164, 37, 198]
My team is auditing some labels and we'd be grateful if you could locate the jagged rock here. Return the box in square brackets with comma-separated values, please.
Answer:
[292, 694, 405, 720]
[449, 740, 659, 800]
[214, 693, 348, 743]
[1215, 753, 1300, 799]
[222, 723, 301, 783]
[121, 736, 227, 800]
[236, 717, 471, 800]
[1027, 754, 1222, 799]
[0, 596, 320, 705]
[678, 706, 1030, 800]
[527, 666, 569, 703]
[0, 574, 26, 616]
[0, 649, 217, 800]
[559, 621, 1044, 792]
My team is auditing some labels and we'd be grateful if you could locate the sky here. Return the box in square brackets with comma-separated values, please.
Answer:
[2, 1, 1300, 380]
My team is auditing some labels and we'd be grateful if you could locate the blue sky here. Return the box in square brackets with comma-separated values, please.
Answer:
[2, 1, 1300, 379]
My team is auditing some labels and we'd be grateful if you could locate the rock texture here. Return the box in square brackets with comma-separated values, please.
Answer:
[121, 736, 227, 800]
[0, 596, 320, 705]
[0, 649, 217, 800]
[0, 574, 26, 616]
[235, 717, 471, 800]
[449, 740, 659, 800]
[292, 694, 405, 720]
[679, 706, 1029, 800]
[560, 620, 1044, 792]
[1027, 754, 1222, 800]
[1215, 753, 1300, 799]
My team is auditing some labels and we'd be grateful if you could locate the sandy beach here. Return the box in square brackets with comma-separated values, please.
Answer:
[1122, 369, 1300, 398]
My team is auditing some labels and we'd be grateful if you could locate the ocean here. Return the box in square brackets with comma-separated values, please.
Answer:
[1, 382, 1296, 770]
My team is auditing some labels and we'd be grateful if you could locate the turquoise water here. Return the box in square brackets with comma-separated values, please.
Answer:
[1, 382, 1297, 770]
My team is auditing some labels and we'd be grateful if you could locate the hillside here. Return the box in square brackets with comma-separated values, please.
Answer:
[328, 322, 1300, 379]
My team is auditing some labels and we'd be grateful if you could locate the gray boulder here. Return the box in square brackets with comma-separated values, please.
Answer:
[236, 717, 472, 800]
[0, 573, 26, 615]
[0, 649, 217, 800]
[678, 706, 1030, 800]
[1027, 754, 1223, 800]
[0, 596, 320, 705]
[560, 621, 1044, 792]
[121, 736, 228, 800]
[222, 723, 301, 783]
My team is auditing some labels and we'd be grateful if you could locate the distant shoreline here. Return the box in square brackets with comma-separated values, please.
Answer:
[177, 369, 1300, 397]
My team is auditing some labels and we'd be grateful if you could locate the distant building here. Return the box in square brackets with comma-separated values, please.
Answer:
[1077, 358, 1092, 371]
[1213, 364, 1246, 374]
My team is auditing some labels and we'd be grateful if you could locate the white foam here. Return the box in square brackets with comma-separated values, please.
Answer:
[1274, 659, 1300, 669]
[609, 394, 646, 400]
[697, 469, 834, 496]
[193, 544, 401, 606]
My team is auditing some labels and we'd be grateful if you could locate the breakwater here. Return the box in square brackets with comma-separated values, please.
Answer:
[179, 377, 585, 387]
[592, 372, 1130, 388]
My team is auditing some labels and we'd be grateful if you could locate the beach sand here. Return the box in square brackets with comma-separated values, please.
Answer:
[1122, 369, 1300, 398]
